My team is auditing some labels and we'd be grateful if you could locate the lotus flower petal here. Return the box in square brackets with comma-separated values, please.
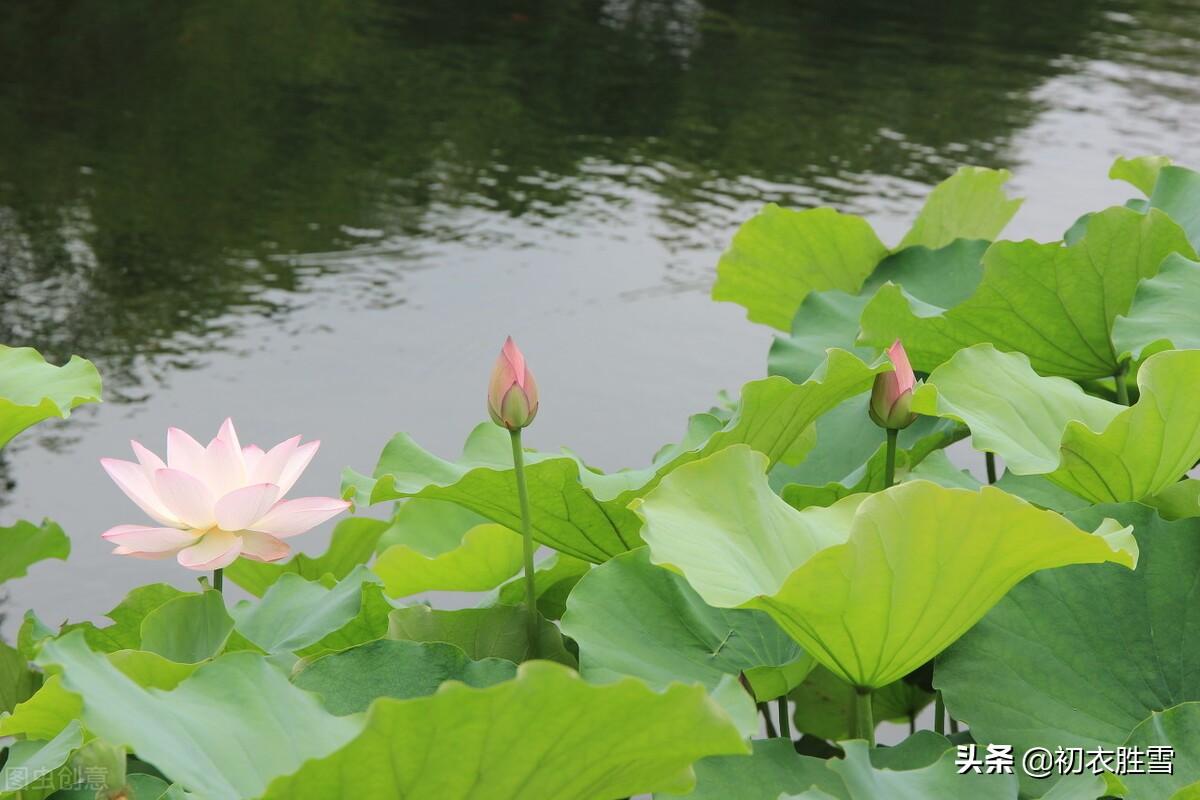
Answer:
[130, 440, 166, 472]
[237, 531, 290, 562]
[166, 427, 207, 474]
[250, 497, 351, 538]
[177, 530, 243, 571]
[101, 525, 198, 553]
[100, 459, 179, 527]
[154, 469, 216, 530]
[249, 436, 301, 486]
[242, 445, 265, 476]
[214, 483, 281, 531]
[275, 440, 319, 496]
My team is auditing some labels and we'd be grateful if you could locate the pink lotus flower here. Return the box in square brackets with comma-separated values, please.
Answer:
[488, 336, 539, 430]
[100, 419, 349, 570]
[869, 340, 918, 430]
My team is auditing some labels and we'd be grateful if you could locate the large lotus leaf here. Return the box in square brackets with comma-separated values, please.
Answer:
[292, 639, 516, 715]
[1113, 253, 1200, 361]
[0, 720, 82, 794]
[561, 548, 809, 700]
[1120, 703, 1200, 800]
[37, 633, 361, 800]
[346, 349, 885, 562]
[859, 206, 1196, 378]
[297, 582, 392, 658]
[387, 605, 576, 667]
[714, 167, 1017, 330]
[375, 523, 523, 598]
[938, 506, 1200, 759]
[637, 445, 1136, 688]
[1111, 155, 1173, 196]
[231, 565, 380, 654]
[712, 205, 888, 330]
[490, 551, 591, 620]
[225, 517, 390, 597]
[0, 519, 69, 584]
[376, 498, 488, 554]
[261, 661, 747, 799]
[914, 345, 1200, 502]
[680, 737, 1016, 800]
[0, 640, 39, 715]
[1148, 165, 1200, 249]
[0, 347, 101, 450]
[139, 590, 234, 664]
[60, 584, 189, 653]
[788, 665, 933, 740]
[769, 239, 988, 383]
[1145, 479, 1200, 520]
[898, 166, 1022, 250]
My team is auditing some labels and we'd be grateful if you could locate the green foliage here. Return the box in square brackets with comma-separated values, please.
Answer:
[0, 346, 101, 450]
[387, 605, 576, 667]
[0, 520, 69, 584]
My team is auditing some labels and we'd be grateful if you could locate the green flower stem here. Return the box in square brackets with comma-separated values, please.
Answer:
[852, 687, 874, 746]
[509, 428, 539, 660]
[776, 696, 791, 740]
[884, 428, 899, 488]
[758, 702, 778, 739]
[985, 452, 997, 484]
[934, 692, 946, 736]
[1115, 360, 1130, 406]
[213, 568, 224, 593]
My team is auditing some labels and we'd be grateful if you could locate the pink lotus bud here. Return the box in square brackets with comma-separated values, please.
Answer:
[488, 337, 539, 430]
[869, 340, 918, 430]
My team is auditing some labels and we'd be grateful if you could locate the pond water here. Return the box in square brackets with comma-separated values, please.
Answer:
[4, 0, 1200, 626]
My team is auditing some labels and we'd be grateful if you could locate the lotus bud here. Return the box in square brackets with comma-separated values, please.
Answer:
[869, 339, 918, 430]
[488, 336, 539, 430]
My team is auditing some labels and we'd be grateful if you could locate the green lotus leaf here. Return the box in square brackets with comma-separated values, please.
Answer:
[376, 498, 488, 554]
[1113, 253, 1200, 362]
[292, 639, 516, 715]
[938, 506, 1200, 777]
[898, 167, 1022, 251]
[788, 664, 933, 740]
[1144, 479, 1200, 520]
[37, 632, 361, 800]
[859, 206, 1196, 378]
[225, 517, 391, 597]
[0, 719, 82, 794]
[636, 445, 1135, 688]
[346, 349, 885, 562]
[231, 565, 381, 655]
[712, 205, 888, 330]
[769, 239, 987, 384]
[261, 660, 748, 800]
[296, 582, 392, 658]
[682, 736, 1016, 800]
[1119, 703, 1200, 800]
[387, 605, 576, 667]
[60, 583, 188, 653]
[489, 551, 590, 620]
[0, 519, 69, 585]
[1111, 155, 1173, 196]
[0, 640, 39, 716]
[375, 523, 523, 598]
[139, 590, 234, 664]
[914, 344, 1200, 502]
[0, 346, 101, 450]
[1148, 165, 1200, 249]
[714, 167, 1017, 330]
[561, 548, 810, 701]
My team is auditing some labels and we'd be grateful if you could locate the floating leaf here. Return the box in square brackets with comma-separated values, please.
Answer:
[261, 661, 748, 800]
[0, 519, 70, 584]
[374, 523, 523, 598]
[0, 346, 101, 450]
[347, 350, 884, 562]
[231, 566, 381, 655]
[914, 345, 1200, 502]
[387, 605, 575, 667]
[1113, 253, 1200, 361]
[561, 548, 809, 700]
[938, 506, 1200, 760]
[225, 517, 390, 597]
[860, 206, 1195, 378]
[637, 445, 1135, 688]
[293, 639, 516, 715]
[139, 590, 234, 663]
[37, 632, 361, 800]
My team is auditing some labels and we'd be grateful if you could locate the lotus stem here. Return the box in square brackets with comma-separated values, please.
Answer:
[758, 702, 778, 739]
[777, 696, 791, 740]
[985, 452, 997, 484]
[1114, 360, 1130, 406]
[934, 692, 946, 736]
[213, 568, 223, 593]
[852, 687, 874, 746]
[884, 428, 899, 488]
[509, 428, 539, 660]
